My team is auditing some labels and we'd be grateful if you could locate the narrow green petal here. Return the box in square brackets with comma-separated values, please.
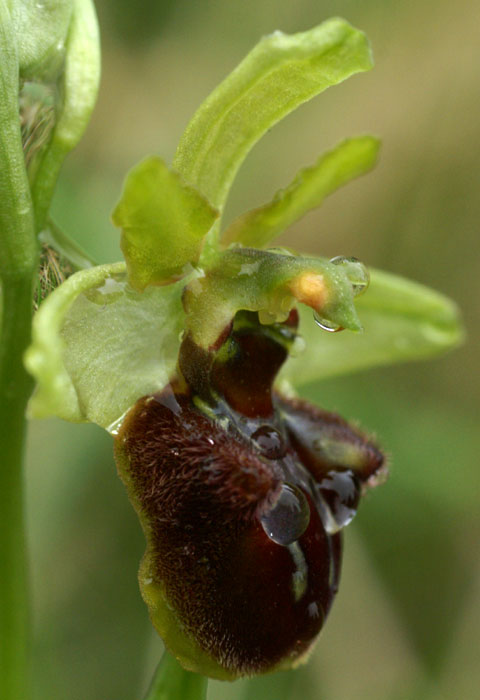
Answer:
[174, 18, 373, 221]
[223, 136, 380, 248]
[112, 157, 219, 290]
[280, 268, 464, 386]
[24, 263, 185, 428]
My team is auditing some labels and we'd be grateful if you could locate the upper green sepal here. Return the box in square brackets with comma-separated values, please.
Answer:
[112, 157, 219, 290]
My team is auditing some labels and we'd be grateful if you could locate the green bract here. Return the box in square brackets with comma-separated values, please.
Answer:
[25, 17, 463, 435]
[30, 0, 101, 230]
[10, 0, 72, 81]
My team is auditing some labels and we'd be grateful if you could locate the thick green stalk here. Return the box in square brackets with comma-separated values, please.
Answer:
[144, 653, 208, 700]
[0, 3, 38, 699]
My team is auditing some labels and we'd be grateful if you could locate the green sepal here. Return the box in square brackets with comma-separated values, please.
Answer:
[24, 263, 185, 428]
[174, 17, 373, 236]
[280, 268, 464, 387]
[183, 248, 362, 349]
[112, 157, 219, 290]
[223, 136, 380, 249]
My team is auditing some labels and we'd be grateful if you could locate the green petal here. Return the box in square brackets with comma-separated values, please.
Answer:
[223, 136, 380, 248]
[112, 157, 219, 290]
[24, 263, 185, 428]
[280, 268, 464, 386]
[174, 18, 373, 222]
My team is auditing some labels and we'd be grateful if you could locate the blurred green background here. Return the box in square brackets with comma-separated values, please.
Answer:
[26, 1, 479, 698]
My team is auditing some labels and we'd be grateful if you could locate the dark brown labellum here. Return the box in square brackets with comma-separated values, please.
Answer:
[115, 310, 386, 678]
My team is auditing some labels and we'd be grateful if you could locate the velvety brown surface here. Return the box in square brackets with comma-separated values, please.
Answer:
[117, 312, 385, 674]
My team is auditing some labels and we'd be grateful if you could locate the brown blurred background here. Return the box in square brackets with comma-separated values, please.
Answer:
[27, 1, 479, 698]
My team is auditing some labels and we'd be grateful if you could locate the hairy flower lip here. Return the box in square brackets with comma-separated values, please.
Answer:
[112, 302, 387, 678]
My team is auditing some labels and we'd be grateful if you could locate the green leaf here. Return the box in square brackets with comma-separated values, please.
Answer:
[112, 157, 219, 290]
[223, 136, 380, 248]
[24, 263, 185, 428]
[173, 18, 373, 225]
[280, 268, 464, 386]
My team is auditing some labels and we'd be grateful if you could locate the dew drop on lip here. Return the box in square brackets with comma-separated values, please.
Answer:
[318, 470, 361, 534]
[260, 483, 310, 546]
[251, 425, 286, 459]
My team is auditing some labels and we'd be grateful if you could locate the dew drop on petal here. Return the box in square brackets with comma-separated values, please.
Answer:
[330, 256, 370, 297]
[261, 483, 310, 545]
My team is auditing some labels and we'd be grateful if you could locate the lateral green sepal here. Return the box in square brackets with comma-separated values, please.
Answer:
[280, 268, 465, 386]
[24, 262, 185, 428]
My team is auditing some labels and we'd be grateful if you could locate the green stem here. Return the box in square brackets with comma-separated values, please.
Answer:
[0, 278, 36, 700]
[0, 4, 38, 699]
[144, 652, 208, 700]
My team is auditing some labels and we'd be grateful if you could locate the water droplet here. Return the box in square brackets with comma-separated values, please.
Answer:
[330, 256, 370, 297]
[239, 261, 261, 276]
[84, 276, 125, 305]
[307, 601, 321, 620]
[261, 483, 310, 545]
[106, 408, 129, 435]
[318, 470, 360, 533]
[154, 389, 182, 416]
[251, 425, 286, 459]
[313, 310, 342, 332]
